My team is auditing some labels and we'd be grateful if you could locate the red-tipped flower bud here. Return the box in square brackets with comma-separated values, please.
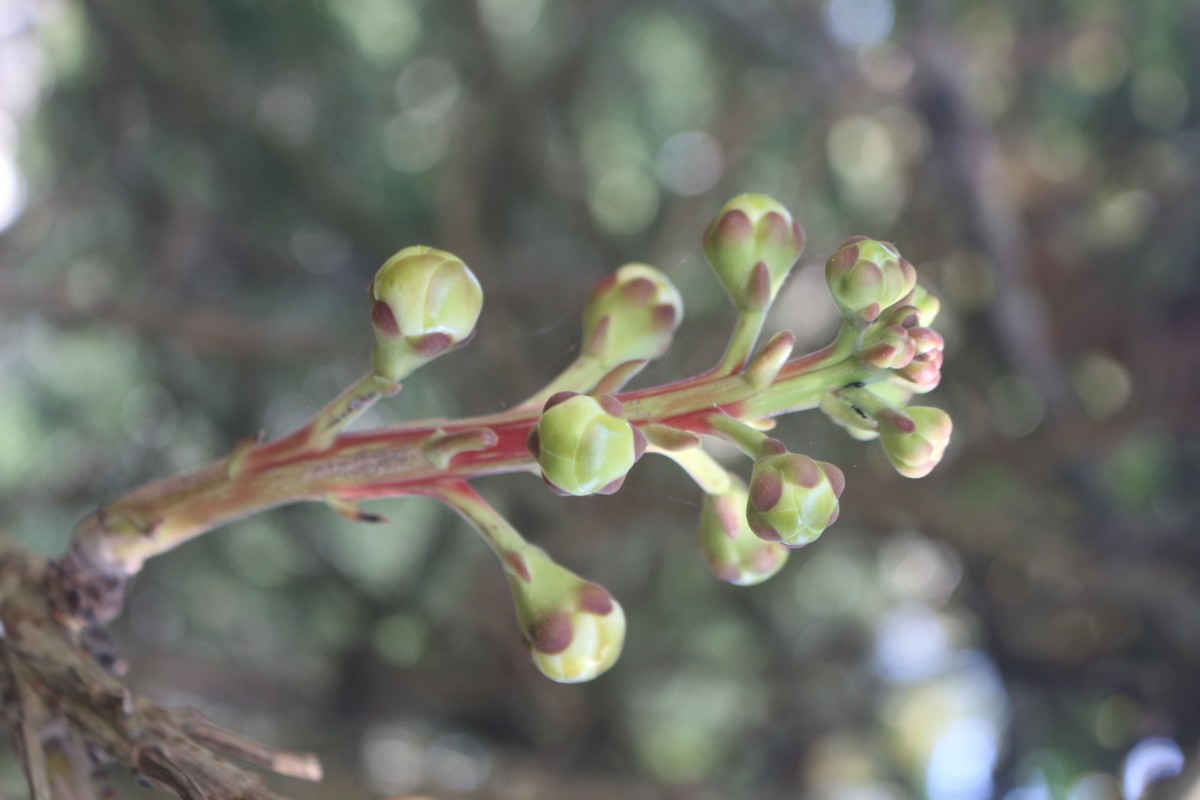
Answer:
[528, 393, 643, 496]
[745, 439, 845, 547]
[825, 237, 917, 327]
[702, 194, 806, 312]
[370, 245, 483, 383]
[697, 477, 790, 586]
[582, 263, 683, 368]
[877, 406, 952, 478]
[505, 544, 626, 683]
[894, 328, 945, 393]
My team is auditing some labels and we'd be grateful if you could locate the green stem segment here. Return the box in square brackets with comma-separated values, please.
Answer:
[433, 481, 531, 577]
[713, 310, 766, 376]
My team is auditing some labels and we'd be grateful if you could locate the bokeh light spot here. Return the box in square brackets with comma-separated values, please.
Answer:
[1122, 738, 1184, 800]
[825, 0, 895, 48]
[656, 130, 722, 196]
[1072, 352, 1132, 420]
[987, 375, 1045, 438]
[589, 168, 659, 236]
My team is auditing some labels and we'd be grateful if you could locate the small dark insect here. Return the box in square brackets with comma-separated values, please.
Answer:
[843, 381, 866, 389]
[851, 405, 869, 420]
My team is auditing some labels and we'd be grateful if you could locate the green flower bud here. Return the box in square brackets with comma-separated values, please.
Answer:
[370, 245, 483, 383]
[697, 477, 789, 586]
[702, 194, 806, 311]
[582, 263, 683, 368]
[504, 544, 626, 683]
[825, 237, 917, 327]
[877, 406, 952, 478]
[527, 393, 645, 496]
[897, 282, 941, 326]
[819, 393, 880, 441]
[746, 439, 845, 547]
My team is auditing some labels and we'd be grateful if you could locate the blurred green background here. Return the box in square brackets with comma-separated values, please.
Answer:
[1, 0, 1198, 798]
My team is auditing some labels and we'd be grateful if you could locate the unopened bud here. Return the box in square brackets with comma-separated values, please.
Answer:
[370, 246, 483, 383]
[877, 406, 952, 478]
[746, 439, 844, 547]
[898, 282, 941, 326]
[505, 545, 625, 683]
[825, 237, 917, 327]
[527, 393, 645, 496]
[894, 328, 944, 392]
[697, 478, 789, 586]
[702, 194, 806, 312]
[820, 393, 880, 441]
[582, 264, 683, 368]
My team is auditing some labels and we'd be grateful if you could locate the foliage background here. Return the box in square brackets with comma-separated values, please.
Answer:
[1, 0, 1198, 798]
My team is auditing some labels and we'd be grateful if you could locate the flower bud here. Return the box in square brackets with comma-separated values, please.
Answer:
[697, 477, 789, 585]
[894, 328, 944, 392]
[825, 237, 917, 327]
[856, 323, 917, 370]
[505, 544, 625, 683]
[370, 245, 483, 383]
[819, 393, 880, 441]
[877, 406, 952, 478]
[582, 264, 683, 368]
[527, 393, 645, 496]
[702, 194, 806, 312]
[746, 439, 845, 547]
[898, 282, 941, 326]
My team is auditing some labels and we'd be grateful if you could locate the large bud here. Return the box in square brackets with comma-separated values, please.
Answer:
[746, 439, 845, 547]
[702, 194, 806, 311]
[505, 544, 626, 683]
[370, 245, 483, 383]
[825, 237, 917, 327]
[582, 264, 683, 369]
[697, 477, 790, 586]
[877, 406, 953, 478]
[527, 393, 645, 496]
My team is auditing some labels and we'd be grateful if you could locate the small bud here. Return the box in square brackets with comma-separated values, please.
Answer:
[702, 194, 806, 311]
[745, 439, 844, 547]
[528, 393, 643, 496]
[898, 282, 941, 326]
[825, 237, 917, 327]
[877, 406, 952, 478]
[819, 393, 879, 441]
[856, 324, 917, 370]
[697, 478, 789, 586]
[582, 264, 683, 369]
[505, 545, 626, 683]
[894, 328, 945, 393]
[370, 245, 483, 383]
[744, 331, 795, 389]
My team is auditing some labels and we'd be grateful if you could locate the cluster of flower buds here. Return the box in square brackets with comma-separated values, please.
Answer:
[854, 302, 946, 393]
[810, 236, 953, 478]
[360, 192, 951, 684]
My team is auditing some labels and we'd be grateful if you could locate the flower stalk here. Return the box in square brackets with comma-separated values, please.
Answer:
[57, 193, 951, 685]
